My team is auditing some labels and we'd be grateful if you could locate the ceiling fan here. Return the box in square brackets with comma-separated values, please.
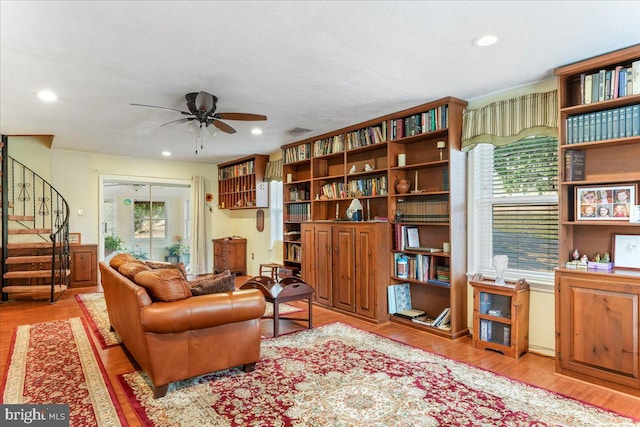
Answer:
[131, 91, 267, 153]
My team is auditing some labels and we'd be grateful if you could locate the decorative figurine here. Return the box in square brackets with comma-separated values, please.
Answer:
[580, 254, 588, 264]
[349, 165, 356, 174]
[364, 163, 373, 172]
[602, 252, 610, 263]
[572, 249, 580, 260]
[593, 252, 601, 262]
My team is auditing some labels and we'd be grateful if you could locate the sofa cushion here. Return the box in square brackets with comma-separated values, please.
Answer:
[188, 270, 236, 296]
[109, 253, 142, 270]
[145, 261, 188, 279]
[118, 261, 151, 281]
[134, 269, 192, 302]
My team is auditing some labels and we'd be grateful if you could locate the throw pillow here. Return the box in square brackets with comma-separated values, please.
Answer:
[134, 269, 192, 302]
[118, 261, 151, 281]
[189, 270, 236, 296]
[109, 253, 142, 270]
[145, 261, 188, 279]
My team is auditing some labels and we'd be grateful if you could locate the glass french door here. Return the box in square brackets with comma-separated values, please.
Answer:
[102, 179, 191, 270]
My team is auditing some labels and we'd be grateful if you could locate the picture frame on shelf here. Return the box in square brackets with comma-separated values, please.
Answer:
[68, 232, 81, 245]
[575, 184, 636, 221]
[612, 234, 640, 270]
[405, 226, 420, 248]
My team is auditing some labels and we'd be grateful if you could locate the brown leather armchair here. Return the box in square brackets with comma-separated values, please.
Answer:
[99, 261, 266, 398]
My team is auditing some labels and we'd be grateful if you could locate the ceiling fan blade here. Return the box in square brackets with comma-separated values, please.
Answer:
[212, 119, 236, 134]
[215, 112, 267, 121]
[160, 117, 194, 127]
[130, 103, 191, 115]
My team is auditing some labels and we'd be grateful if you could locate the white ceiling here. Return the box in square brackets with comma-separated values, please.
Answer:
[1, 1, 639, 164]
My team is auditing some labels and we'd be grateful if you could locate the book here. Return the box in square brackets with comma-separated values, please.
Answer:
[583, 74, 592, 104]
[431, 308, 451, 328]
[395, 308, 426, 319]
[564, 150, 585, 181]
[632, 60, 640, 95]
[387, 285, 397, 314]
[393, 283, 412, 313]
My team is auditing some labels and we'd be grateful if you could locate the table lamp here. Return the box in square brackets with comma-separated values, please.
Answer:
[437, 141, 446, 160]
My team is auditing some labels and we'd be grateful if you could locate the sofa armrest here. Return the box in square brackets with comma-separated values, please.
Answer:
[139, 289, 266, 334]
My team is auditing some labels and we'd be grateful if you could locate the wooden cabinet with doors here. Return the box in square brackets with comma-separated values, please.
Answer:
[555, 269, 640, 391]
[213, 237, 247, 275]
[554, 45, 640, 392]
[69, 244, 97, 287]
[301, 222, 389, 323]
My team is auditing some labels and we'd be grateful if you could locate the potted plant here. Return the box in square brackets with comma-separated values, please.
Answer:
[104, 235, 125, 256]
[164, 235, 185, 263]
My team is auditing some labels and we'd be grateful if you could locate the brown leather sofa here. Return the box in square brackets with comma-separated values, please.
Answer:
[99, 260, 265, 398]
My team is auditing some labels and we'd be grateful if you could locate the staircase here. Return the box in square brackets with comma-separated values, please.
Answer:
[1, 135, 70, 303]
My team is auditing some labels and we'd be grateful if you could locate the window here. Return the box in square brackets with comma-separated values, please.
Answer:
[469, 136, 558, 288]
[270, 180, 283, 248]
[133, 200, 166, 240]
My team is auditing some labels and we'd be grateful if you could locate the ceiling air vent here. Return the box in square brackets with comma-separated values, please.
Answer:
[287, 127, 313, 137]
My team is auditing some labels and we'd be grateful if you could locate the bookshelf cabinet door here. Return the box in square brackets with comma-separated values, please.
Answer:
[556, 270, 640, 389]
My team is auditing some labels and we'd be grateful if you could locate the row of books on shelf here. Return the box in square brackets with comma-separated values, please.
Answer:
[320, 181, 347, 199]
[347, 176, 388, 197]
[565, 104, 640, 144]
[394, 252, 431, 281]
[396, 198, 449, 223]
[283, 143, 312, 164]
[579, 61, 640, 105]
[286, 203, 311, 222]
[390, 106, 449, 140]
[218, 160, 255, 180]
[286, 243, 302, 262]
[479, 319, 510, 346]
[314, 135, 345, 156]
[346, 125, 387, 150]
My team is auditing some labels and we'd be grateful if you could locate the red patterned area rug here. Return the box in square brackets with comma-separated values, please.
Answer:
[1, 317, 128, 426]
[76, 293, 303, 349]
[119, 322, 638, 427]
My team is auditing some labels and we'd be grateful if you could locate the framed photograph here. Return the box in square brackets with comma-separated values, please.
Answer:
[68, 232, 81, 245]
[405, 226, 420, 248]
[575, 184, 636, 221]
[612, 234, 640, 270]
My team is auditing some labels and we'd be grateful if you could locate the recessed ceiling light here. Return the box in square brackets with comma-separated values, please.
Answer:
[251, 128, 263, 135]
[37, 89, 58, 102]
[161, 151, 171, 156]
[473, 35, 498, 47]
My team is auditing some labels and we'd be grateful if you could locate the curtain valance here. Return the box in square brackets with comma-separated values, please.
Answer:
[264, 159, 283, 182]
[461, 90, 558, 151]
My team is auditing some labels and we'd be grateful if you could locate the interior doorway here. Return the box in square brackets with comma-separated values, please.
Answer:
[101, 177, 191, 270]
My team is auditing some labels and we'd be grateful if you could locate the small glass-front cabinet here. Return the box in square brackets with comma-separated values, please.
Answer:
[471, 274, 530, 358]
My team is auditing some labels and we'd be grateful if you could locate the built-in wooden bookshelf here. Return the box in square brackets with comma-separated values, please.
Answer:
[554, 44, 640, 392]
[282, 97, 469, 338]
[217, 154, 269, 209]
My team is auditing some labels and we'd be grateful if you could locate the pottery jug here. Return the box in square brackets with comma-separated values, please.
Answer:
[395, 179, 410, 194]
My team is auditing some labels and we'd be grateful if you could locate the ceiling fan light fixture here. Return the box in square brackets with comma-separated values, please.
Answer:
[187, 120, 202, 136]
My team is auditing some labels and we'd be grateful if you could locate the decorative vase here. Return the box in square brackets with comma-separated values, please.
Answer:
[395, 179, 410, 194]
[494, 255, 508, 285]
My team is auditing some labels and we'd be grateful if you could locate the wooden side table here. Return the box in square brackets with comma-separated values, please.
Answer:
[470, 273, 529, 358]
[213, 237, 246, 275]
[241, 276, 314, 337]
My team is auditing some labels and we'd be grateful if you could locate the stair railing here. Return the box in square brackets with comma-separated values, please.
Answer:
[1, 150, 70, 303]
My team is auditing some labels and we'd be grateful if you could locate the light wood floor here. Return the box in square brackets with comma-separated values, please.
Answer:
[1, 282, 640, 425]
